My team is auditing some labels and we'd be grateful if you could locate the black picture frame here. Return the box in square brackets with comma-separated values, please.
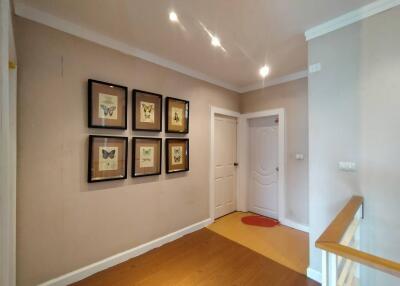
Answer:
[88, 135, 128, 183]
[132, 137, 162, 177]
[88, 79, 128, 130]
[132, 89, 163, 132]
[165, 138, 189, 174]
[165, 97, 189, 134]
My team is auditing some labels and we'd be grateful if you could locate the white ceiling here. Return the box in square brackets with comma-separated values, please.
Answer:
[14, 0, 375, 91]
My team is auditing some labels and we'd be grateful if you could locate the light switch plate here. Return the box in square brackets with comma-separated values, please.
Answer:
[309, 63, 321, 74]
[295, 154, 304, 160]
[338, 161, 356, 172]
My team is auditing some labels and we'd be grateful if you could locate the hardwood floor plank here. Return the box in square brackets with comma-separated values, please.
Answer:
[72, 229, 319, 286]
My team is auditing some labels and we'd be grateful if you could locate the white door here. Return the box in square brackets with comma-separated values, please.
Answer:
[214, 115, 237, 219]
[249, 116, 279, 219]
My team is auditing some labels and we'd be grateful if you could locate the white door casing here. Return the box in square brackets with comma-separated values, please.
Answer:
[249, 117, 279, 219]
[214, 115, 237, 218]
[211, 107, 308, 233]
[1, 0, 17, 284]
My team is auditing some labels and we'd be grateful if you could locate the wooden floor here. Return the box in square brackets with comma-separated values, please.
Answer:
[208, 212, 309, 274]
[72, 229, 319, 286]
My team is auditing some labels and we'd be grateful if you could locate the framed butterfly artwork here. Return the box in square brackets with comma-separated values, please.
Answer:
[88, 135, 128, 182]
[132, 90, 162, 132]
[88, 79, 128, 129]
[165, 139, 189, 174]
[132, 137, 162, 177]
[165, 97, 189, 134]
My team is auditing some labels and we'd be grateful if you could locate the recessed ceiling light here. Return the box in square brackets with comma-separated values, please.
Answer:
[259, 65, 270, 78]
[169, 11, 179, 22]
[211, 36, 221, 47]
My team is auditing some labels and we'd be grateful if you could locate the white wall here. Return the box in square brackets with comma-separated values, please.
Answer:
[0, 0, 17, 285]
[308, 5, 400, 285]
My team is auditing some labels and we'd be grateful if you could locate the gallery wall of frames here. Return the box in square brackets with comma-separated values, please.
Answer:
[87, 79, 190, 183]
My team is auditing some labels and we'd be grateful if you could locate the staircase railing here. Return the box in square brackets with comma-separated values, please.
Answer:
[316, 196, 400, 285]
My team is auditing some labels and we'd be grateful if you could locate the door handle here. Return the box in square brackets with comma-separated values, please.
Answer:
[275, 167, 279, 172]
[234, 162, 239, 167]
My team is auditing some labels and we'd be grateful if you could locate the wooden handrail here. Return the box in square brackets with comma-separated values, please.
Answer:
[316, 195, 400, 278]
[317, 196, 363, 243]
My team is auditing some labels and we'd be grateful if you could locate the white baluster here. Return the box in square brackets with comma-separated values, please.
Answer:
[354, 206, 362, 282]
[322, 250, 328, 286]
[329, 253, 337, 286]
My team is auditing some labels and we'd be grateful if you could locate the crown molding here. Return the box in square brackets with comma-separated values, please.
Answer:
[14, 2, 310, 94]
[238, 70, 308, 94]
[305, 0, 400, 41]
[14, 2, 241, 92]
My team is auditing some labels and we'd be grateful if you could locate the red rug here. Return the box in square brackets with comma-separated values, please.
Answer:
[241, 215, 279, 228]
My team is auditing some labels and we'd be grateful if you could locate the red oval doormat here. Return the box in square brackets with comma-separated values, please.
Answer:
[241, 215, 279, 228]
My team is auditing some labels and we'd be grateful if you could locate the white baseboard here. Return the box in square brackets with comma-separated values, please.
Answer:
[281, 218, 309, 233]
[307, 267, 322, 283]
[39, 218, 213, 286]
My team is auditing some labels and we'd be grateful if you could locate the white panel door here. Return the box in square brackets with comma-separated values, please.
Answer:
[249, 117, 279, 219]
[214, 115, 237, 219]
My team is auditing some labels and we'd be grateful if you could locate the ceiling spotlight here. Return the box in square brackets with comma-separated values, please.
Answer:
[211, 36, 221, 47]
[259, 65, 270, 78]
[169, 11, 178, 22]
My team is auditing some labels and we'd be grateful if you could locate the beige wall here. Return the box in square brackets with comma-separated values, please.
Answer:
[15, 17, 240, 285]
[240, 79, 309, 226]
[308, 6, 400, 285]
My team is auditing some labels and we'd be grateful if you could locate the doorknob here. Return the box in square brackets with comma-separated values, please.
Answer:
[234, 162, 239, 167]
[276, 167, 279, 172]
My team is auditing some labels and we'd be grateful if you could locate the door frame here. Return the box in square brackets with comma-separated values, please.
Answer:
[1, 0, 17, 284]
[237, 108, 286, 224]
[210, 107, 307, 233]
[209, 106, 241, 221]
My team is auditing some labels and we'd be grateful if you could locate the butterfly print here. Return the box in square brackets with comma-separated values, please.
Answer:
[102, 149, 116, 159]
[100, 105, 116, 116]
[173, 149, 181, 163]
[141, 148, 152, 162]
[173, 111, 180, 123]
[141, 104, 154, 119]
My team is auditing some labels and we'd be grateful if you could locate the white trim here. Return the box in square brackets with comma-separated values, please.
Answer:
[38, 218, 212, 286]
[328, 253, 337, 286]
[280, 218, 309, 233]
[209, 107, 241, 221]
[307, 267, 322, 283]
[14, 2, 240, 92]
[238, 109, 287, 226]
[321, 250, 328, 286]
[305, 0, 400, 41]
[210, 106, 241, 119]
[1, 0, 16, 284]
[238, 70, 308, 94]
